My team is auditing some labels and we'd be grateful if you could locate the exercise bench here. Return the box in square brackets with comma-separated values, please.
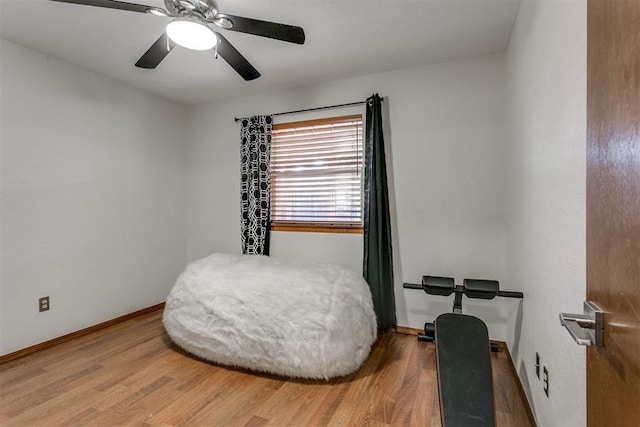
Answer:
[403, 276, 523, 427]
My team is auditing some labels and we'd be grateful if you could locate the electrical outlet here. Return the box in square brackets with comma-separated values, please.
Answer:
[543, 366, 549, 397]
[39, 296, 50, 312]
[536, 352, 540, 379]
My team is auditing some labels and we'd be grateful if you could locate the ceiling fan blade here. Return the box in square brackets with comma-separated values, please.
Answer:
[50, 0, 151, 14]
[214, 14, 305, 45]
[135, 33, 176, 69]
[215, 33, 260, 81]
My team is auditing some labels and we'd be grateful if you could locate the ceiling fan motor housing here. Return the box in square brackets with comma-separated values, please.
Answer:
[165, 0, 219, 20]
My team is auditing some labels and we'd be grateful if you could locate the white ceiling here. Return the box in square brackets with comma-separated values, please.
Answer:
[0, 0, 521, 105]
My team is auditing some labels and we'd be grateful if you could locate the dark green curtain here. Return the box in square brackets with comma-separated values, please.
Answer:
[363, 93, 396, 331]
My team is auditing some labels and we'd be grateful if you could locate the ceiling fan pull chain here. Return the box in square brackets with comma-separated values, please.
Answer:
[214, 43, 218, 59]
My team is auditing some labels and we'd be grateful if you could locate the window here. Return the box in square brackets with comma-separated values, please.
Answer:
[270, 114, 364, 233]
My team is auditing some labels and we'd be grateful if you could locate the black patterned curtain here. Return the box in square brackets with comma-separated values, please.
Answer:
[240, 115, 273, 255]
[363, 94, 397, 331]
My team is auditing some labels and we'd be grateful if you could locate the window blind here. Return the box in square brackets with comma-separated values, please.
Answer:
[271, 114, 364, 227]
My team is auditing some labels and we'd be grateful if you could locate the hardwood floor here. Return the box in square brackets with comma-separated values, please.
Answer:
[0, 311, 533, 426]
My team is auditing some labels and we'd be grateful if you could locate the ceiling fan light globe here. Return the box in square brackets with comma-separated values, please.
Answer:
[166, 20, 218, 51]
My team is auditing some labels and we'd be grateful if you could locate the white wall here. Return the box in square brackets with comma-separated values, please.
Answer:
[0, 6, 590, 421]
[186, 53, 512, 339]
[0, 39, 187, 355]
[505, 1, 587, 425]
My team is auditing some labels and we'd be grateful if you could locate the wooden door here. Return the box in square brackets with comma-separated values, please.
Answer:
[586, 0, 640, 425]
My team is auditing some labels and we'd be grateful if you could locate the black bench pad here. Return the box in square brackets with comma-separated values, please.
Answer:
[435, 313, 495, 427]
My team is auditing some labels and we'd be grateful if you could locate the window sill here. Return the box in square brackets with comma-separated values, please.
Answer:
[271, 222, 363, 234]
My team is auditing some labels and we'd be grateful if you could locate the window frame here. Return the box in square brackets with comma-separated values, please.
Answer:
[269, 114, 364, 234]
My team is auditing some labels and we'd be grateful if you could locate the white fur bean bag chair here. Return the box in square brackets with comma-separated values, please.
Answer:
[163, 253, 377, 379]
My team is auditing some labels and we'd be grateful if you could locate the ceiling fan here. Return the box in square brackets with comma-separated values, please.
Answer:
[50, 0, 306, 81]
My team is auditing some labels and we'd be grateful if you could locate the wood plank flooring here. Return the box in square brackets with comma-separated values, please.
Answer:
[0, 311, 533, 426]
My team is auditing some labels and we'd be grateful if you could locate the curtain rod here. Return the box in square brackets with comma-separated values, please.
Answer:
[233, 98, 383, 122]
